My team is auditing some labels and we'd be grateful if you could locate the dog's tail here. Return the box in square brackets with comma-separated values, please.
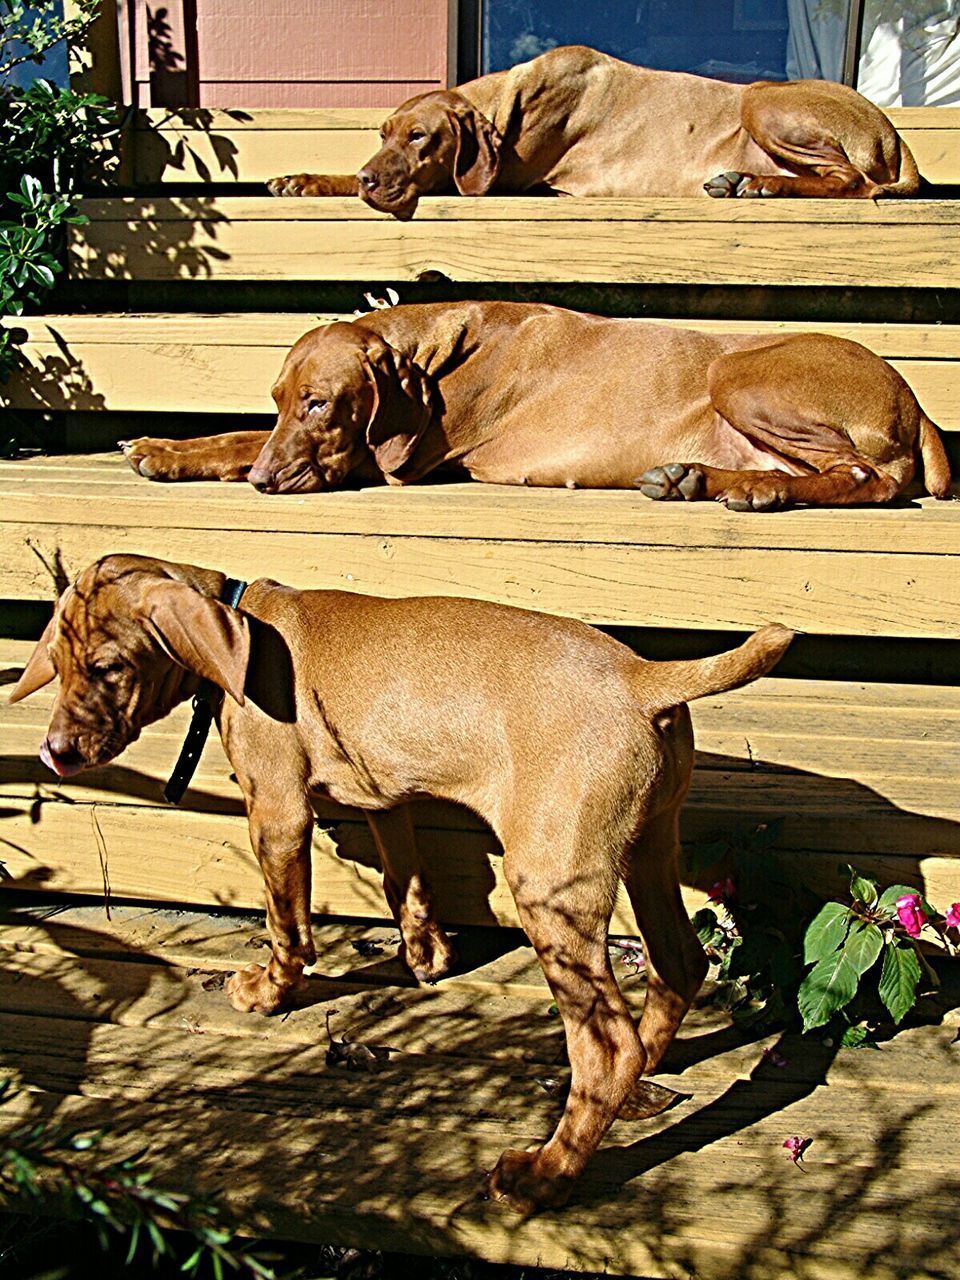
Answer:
[918, 411, 953, 498]
[640, 625, 794, 716]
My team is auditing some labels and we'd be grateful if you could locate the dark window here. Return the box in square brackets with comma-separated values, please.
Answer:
[475, 0, 960, 104]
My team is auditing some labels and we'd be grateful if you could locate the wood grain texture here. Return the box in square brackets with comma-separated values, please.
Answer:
[122, 106, 960, 185]
[3, 456, 959, 553]
[3, 314, 958, 425]
[3, 502, 959, 635]
[66, 197, 960, 287]
[0, 905, 957, 1276]
[3, 626, 958, 914]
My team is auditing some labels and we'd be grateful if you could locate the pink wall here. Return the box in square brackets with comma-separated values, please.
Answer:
[125, 0, 453, 108]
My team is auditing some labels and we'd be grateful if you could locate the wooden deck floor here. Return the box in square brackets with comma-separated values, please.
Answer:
[1, 900, 957, 1279]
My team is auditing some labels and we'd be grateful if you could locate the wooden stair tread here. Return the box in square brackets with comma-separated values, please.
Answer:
[4, 314, 959, 427]
[65, 196, 960, 287]
[1, 920, 957, 1277]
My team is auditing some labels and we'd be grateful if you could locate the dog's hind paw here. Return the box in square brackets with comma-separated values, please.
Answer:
[704, 170, 748, 198]
[637, 463, 704, 501]
[486, 1148, 574, 1216]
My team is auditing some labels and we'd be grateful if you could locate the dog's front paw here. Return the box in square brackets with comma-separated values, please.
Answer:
[486, 1148, 573, 1216]
[705, 171, 785, 198]
[118, 437, 183, 481]
[637, 463, 704, 501]
[225, 962, 295, 1014]
[401, 922, 456, 984]
[720, 479, 790, 512]
[267, 173, 323, 197]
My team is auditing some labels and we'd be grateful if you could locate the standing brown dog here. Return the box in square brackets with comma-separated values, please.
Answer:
[10, 554, 792, 1213]
[267, 45, 920, 215]
[120, 302, 952, 509]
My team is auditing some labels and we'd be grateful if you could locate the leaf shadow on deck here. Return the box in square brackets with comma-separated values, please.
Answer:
[132, 109, 253, 186]
[0, 327, 109, 418]
[1, 744, 955, 909]
[68, 196, 232, 282]
[1, 874, 959, 1278]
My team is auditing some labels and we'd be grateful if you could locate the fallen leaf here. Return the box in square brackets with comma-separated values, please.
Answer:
[350, 938, 385, 957]
[618, 1081, 689, 1121]
[325, 1012, 390, 1071]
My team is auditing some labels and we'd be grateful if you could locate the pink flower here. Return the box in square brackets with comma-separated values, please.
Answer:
[762, 1047, 788, 1069]
[783, 1136, 812, 1165]
[945, 903, 960, 930]
[708, 877, 737, 904]
[617, 942, 646, 974]
[896, 893, 928, 938]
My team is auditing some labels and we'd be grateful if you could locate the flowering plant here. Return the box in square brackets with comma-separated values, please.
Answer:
[797, 869, 959, 1031]
[690, 826, 958, 1042]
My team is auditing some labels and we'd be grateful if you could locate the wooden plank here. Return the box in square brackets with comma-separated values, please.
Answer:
[4, 314, 959, 425]
[1, 787, 957, 922]
[70, 194, 960, 222]
[122, 106, 960, 186]
[132, 119, 379, 185]
[66, 197, 960, 287]
[3, 517, 959, 636]
[7, 651, 959, 797]
[0, 903, 416, 982]
[4, 945, 960, 1093]
[899, 128, 960, 186]
[2, 458, 959, 555]
[1, 1015, 957, 1277]
[6, 312, 960, 355]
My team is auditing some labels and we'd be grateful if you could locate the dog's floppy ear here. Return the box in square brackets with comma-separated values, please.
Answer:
[8, 612, 58, 703]
[360, 334, 435, 476]
[140, 580, 249, 705]
[448, 107, 502, 196]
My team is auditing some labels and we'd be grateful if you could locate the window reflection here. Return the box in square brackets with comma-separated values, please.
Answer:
[481, 0, 960, 105]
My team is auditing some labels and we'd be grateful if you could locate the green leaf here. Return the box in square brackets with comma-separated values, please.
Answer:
[878, 938, 922, 1024]
[125, 1219, 141, 1266]
[692, 908, 719, 945]
[146, 1218, 167, 1257]
[798, 952, 857, 1029]
[20, 173, 42, 203]
[841, 1022, 869, 1048]
[803, 901, 853, 965]
[848, 865, 879, 907]
[844, 920, 884, 978]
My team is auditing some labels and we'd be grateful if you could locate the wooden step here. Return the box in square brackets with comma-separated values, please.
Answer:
[4, 632, 958, 914]
[0, 903, 957, 1276]
[65, 196, 960, 288]
[4, 314, 960, 428]
[2, 456, 958, 637]
[123, 105, 960, 188]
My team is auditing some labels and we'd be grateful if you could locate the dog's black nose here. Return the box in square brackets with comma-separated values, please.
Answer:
[357, 168, 379, 193]
[247, 465, 274, 492]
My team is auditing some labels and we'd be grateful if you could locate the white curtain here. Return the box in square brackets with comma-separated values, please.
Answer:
[786, 0, 960, 105]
